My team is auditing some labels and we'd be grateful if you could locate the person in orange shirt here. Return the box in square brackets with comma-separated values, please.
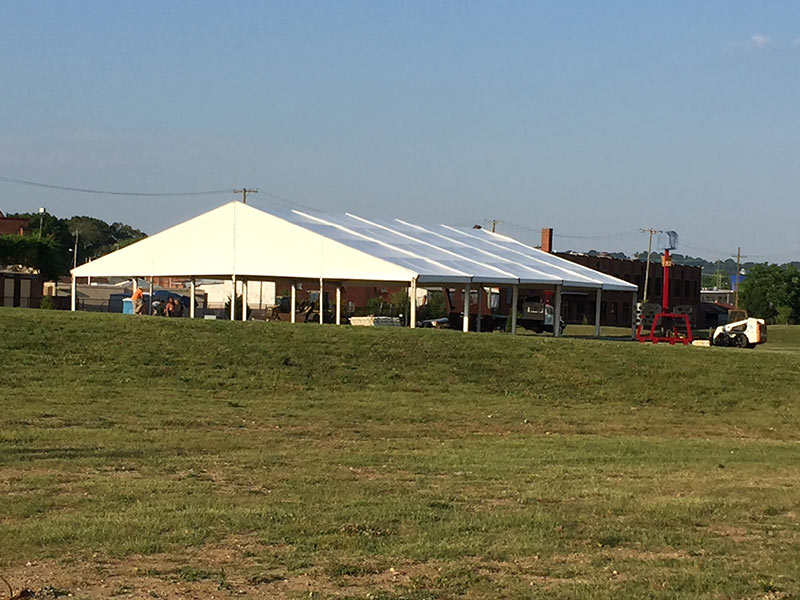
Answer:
[131, 288, 144, 315]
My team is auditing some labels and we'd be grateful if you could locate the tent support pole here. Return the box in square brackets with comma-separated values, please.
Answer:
[553, 284, 562, 337]
[409, 278, 417, 328]
[190, 278, 196, 319]
[476, 286, 482, 333]
[595, 289, 602, 337]
[319, 277, 324, 325]
[70, 275, 76, 311]
[631, 291, 638, 340]
[511, 285, 518, 335]
[462, 283, 470, 333]
[290, 282, 296, 323]
[231, 275, 236, 321]
[335, 284, 342, 325]
[241, 279, 247, 321]
[149, 277, 154, 315]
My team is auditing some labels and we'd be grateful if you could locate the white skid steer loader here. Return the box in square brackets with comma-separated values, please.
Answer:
[710, 316, 767, 349]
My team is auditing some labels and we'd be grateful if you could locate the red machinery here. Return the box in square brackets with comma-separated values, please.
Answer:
[636, 235, 693, 345]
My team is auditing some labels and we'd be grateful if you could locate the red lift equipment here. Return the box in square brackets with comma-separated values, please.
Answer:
[636, 233, 693, 345]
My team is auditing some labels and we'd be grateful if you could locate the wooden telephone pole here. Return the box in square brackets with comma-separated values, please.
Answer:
[235, 188, 258, 204]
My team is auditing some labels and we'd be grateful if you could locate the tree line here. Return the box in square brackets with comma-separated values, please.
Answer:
[0, 211, 146, 279]
[739, 264, 800, 325]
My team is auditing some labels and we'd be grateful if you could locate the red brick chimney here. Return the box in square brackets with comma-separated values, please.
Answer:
[541, 228, 553, 253]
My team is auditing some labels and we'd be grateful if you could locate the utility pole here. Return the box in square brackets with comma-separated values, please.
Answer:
[640, 228, 659, 304]
[734, 247, 746, 309]
[38, 207, 46, 239]
[234, 188, 258, 204]
[72, 230, 79, 270]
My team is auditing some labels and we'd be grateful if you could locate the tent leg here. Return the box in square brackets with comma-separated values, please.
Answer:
[409, 279, 417, 328]
[70, 275, 76, 311]
[631, 291, 638, 340]
[511, 285, 518, 335]
[190, 278, 196, 319]
[335, 285, 342, 325]
[149, 277, 154, 315]
[319, 277, 324, 325]
[241, 279, 247, 321]
[553, 284, 562, 337]
[462, 283, 470, 333]
[595, 289, 602, 337]
[476, 286, 482, 332]
[290, 283, 296, 323]
[231, 275, 236, 321]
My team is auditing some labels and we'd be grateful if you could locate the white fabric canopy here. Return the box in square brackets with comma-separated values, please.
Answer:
[71, 201, 637, 292]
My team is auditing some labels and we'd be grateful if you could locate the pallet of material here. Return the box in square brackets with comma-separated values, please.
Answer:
[349, 316, 403, 327]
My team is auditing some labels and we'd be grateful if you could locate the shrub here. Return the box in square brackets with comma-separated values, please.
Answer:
[775, 305, 793, 325]
[39, 295, 56, 310]
[224, 294, 251, 319]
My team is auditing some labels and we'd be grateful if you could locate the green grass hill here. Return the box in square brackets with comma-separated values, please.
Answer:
[1, 308, 798, 599]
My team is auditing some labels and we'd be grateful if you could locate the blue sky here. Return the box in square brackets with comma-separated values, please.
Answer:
[1, 1, 798, 260]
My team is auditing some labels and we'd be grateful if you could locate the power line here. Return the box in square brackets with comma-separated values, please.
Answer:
[681, 242, 795, 260]
[1, 172, 331, 215]
[504, 222, 638, 240]
[251, 189, 321, 213]
[0, 175, 233, 197]
[554, 229, 640, 240]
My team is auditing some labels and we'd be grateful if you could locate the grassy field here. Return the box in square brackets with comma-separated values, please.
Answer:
[1, 308, 799, 599]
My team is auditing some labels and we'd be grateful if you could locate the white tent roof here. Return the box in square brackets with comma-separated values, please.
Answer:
[71, 202, 637, 292]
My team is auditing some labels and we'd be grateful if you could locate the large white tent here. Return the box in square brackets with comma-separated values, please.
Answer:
[70, 201, 638, 335]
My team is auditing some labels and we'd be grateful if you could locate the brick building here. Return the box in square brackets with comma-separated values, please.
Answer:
[0, 211, 27, 236]
[556, 252, 701, 327]
[1, 211, 45, 307]
[534, 229, 702, 327]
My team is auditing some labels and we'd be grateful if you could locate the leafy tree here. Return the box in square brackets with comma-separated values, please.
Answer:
[364, 292, 410, 318]
[783, 264, 800, 323]
[0, 235, 64, 280]
[738, 264, 800, 323]
[65, 216, 113, 259]
[5, 212, 147, 277]
[7, 211, 73, 252]
[390, 290, 410, 317]
[365, 296, 388, 316]
[418, 290, 447, 320]
[65, 216, 145, 259]
[5, 212, 74, 276]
